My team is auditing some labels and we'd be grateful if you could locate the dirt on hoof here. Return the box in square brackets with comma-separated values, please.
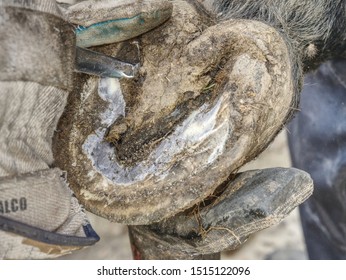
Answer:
[53, 0, 297, 225]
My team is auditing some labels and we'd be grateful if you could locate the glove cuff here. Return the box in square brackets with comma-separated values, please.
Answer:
[0, 168, 99, 259]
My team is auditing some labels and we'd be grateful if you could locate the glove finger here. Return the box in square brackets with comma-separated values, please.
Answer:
[60, 0, 173, 47]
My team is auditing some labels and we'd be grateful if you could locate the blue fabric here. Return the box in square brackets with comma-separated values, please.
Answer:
[287, 59, 346, 259]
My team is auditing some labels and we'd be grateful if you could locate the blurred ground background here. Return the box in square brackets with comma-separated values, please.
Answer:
[60, 131, 308, 260]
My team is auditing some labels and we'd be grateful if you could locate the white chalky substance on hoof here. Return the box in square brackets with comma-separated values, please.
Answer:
[53, 1, 297, 224]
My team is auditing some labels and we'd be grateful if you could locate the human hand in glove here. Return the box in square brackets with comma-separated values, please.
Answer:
[0, 0, 172, 259]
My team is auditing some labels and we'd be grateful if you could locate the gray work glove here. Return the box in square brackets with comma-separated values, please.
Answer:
[0, 0, 100, 259]
[0, 0, 171, 259]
